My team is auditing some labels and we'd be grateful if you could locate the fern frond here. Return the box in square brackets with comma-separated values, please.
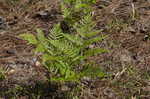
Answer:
[62, 33, 83, 46]
[35, 43, 46, 53]
[48, 24, 63, 40]
[19, 33, 37, 44]
[61, 3, 72, 18]
[42, 54, 62, 62]
[36, 28, 46, 42]
[83, 35, 106, 48]
[83, 48, 108, 57]
[79, 65, 106, 78]
[74, 14, 98, 38]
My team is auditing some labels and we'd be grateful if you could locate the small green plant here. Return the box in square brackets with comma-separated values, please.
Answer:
[61, 0, 96, 25]
[0, 67, 5, 80]
[20, 0, 107, 82]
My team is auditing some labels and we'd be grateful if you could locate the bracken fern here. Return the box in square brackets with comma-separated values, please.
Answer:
[20, 0, 107, 82]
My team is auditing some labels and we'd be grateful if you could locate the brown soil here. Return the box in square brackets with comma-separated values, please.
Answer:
[0, 0, 150, 98]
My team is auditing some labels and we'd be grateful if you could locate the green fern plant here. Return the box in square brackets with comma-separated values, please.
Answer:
[20, 0, 107, 82]
[61, 0, 96, 32]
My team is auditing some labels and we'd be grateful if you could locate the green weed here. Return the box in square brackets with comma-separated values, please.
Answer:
[20, 0, 107, 82]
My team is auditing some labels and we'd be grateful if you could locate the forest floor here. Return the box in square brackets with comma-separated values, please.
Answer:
[0, 0, 150, 98]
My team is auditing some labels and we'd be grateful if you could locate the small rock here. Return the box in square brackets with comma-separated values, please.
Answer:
[7, 69, 15, 75]
[6, 49, 16, 54]
[35, 61, 41, 66]
[88, 44, 95, 48]
[143, 34, 149, 41]
[38, 10, 50, 19]
[33, 10, 50, 21]
[83, 76, 91, 81]
[61, 85, 70, 91]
